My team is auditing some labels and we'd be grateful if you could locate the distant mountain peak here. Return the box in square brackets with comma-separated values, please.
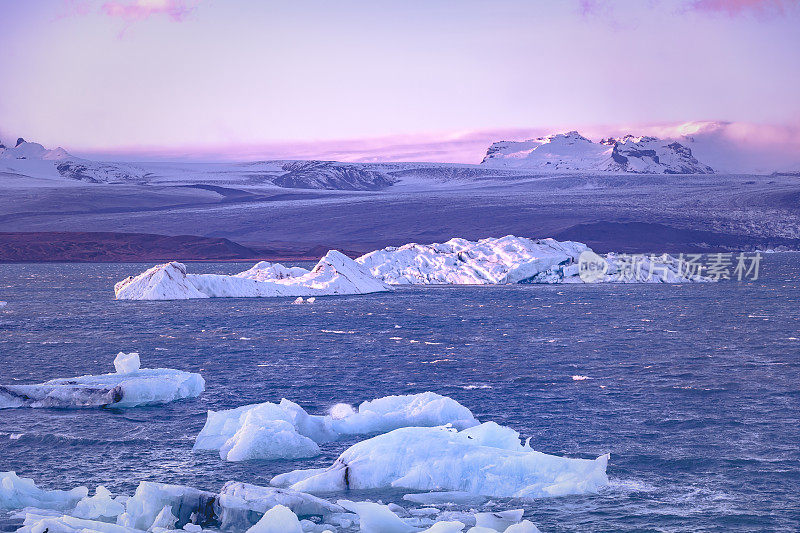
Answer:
[481, 131, 714, 174]
[0, 138, 73, 161]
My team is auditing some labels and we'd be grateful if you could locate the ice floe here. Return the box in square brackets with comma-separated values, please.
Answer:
[115, 251, 391, 300]
[272, 422, 609, 499]
[193, 392, 478, 461]
[4, 473, 565, 533]
[0, 353, 204, 408]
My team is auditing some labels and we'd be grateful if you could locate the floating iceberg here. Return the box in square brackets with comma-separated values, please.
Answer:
[114, 236, 709, 300]
[357, 236, 710, 284]
[115, 250, 391, 300]
[0, 352, 204, 409]
[272, 423, 609, 499]
[194, 392, 478, 461]
[0, 471, 88, 511]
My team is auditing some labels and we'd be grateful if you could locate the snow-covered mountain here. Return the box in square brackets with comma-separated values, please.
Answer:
[0, 137, 72, 161]
[481, 131, 715, 174]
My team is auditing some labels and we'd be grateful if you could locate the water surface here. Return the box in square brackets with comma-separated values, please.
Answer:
[1, 256, 799, 532]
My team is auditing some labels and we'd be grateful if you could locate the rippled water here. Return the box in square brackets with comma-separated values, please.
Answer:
[1, 256, 799, 532]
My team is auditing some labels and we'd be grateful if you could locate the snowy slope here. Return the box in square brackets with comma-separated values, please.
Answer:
[481, 131, 714, 174]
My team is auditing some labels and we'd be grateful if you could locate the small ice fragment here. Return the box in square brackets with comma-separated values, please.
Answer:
[306, 297, 316, 303]
[114, 352, 141, 374]
[245, 504, 302, 533]
[72, 485, 125, 520]
[329, 403, 355, 420]
[292, 297, 304, 304]
[403, 491, 486, 506]
[572, 375, 590, 381]
[475, 509, 524, 530]
[421, 521, 467, 532]
[338, 500, 417, 533]
[0, 302, 6, 308]
[183, 524, 201, 532]
[505, 521, 543, 532]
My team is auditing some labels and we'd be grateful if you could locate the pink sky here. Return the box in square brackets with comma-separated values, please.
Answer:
[1, 0, 798, 163]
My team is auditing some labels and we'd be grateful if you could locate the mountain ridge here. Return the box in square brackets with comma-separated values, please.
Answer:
[481, 131, 715, 174]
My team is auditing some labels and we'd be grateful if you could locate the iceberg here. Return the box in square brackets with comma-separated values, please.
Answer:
[356, 236, 711, 284]
[0, 471, 88, 511]
[0, 353, 204, 409]
[271, 423, 609, 499]
[115, 250, 391, 300]
[356, 236, 587, 285]
[193, 392, 478, 461]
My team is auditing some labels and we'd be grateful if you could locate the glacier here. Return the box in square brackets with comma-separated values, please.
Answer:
[271, 422, 609, 499]
[193, 392, 479, 461]
[0, 352, 204, 409]
[114, 251, 391, 300]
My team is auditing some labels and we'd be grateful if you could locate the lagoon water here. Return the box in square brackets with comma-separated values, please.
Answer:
[1, 256, 799, 532]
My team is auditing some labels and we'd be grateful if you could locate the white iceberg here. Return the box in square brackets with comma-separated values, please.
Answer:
[0, 472, 88, 511]
[357, 235, 711, 284]
[115, 250, 391, 301]
[193, 392, 478, 461]
[0, 353, 204, 409]
[271, 423, 609, 499]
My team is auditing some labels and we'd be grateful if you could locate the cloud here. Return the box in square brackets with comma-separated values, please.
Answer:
[74, 121, 800, 174]
[99, 0, 196, 22]
[578, 0, 797, 19]
[57, 0, 197, 23]
[688, 0, 795, 16]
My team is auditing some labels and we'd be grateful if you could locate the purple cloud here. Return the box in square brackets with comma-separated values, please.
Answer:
[689, 0, 794, 16]
[99, 0, 196, 22]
